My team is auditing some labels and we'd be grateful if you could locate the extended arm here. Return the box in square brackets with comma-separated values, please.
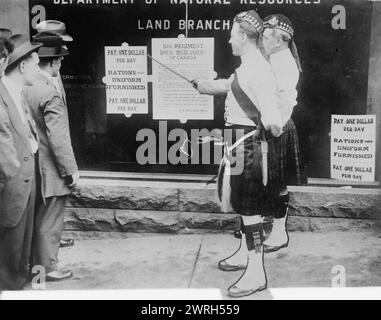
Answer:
[193, 75, 234, 96]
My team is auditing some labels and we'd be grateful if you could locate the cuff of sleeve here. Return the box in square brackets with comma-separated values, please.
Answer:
[59, 165, 78, 178]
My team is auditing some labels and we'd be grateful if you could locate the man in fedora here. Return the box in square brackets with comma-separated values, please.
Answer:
[35, 20, 72, 107]
[25, 32, 78, 281]
[0, 34, 41, 290]
[34, 20, 76, 249]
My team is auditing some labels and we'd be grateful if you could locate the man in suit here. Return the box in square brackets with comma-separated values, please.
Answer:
[0, 104, 19, 192]
[0, 36, 18, 193]
[25, 32, 79, 281]
[0, 34, 42, 290]
[35, 20, 74, 248]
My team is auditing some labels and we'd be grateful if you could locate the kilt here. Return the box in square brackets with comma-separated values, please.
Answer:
[224, 125, 282, 217]
[275, 119, 307, 188]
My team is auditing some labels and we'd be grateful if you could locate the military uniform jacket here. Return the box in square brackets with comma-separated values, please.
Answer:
[25, 72, 78, 200]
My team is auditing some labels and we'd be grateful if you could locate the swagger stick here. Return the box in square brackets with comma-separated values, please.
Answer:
[147, 54, 193, 84]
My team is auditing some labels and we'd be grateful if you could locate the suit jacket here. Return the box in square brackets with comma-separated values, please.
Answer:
[0, 81, 36, 228]
[25, 72, 77, 199]
[0, 104, 20, 192]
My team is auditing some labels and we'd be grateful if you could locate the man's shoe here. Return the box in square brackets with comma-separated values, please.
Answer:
[218, 259, 246, 272]
[46, 269, 73, 282]
[60, 239, 75, 248]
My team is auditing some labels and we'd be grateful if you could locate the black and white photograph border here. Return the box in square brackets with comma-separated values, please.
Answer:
[0, 0, 381, 301]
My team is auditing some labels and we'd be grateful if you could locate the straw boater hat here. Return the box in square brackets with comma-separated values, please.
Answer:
[35, 20, 73, 42]
[263, 14, 302, 72]
[33, 32, 69, 58]
[6, 34, 42, 69]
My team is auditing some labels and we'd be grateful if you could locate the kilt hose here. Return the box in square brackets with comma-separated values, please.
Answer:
[274, 118, 307, 189]
[219, 125, 282, 217]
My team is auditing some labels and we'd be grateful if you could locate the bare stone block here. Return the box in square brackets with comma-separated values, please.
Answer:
[115, 210, 180, 233]
[179, 188, 227, 213]
[64, 208, 118, 231]
[68, 180, 179, 211]
[178, 212, 239, 230]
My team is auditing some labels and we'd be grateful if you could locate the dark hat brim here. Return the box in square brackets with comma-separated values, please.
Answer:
[38, 46, 69, 58]
[7, 41, 43, 69]
[34, 33, 73, 42]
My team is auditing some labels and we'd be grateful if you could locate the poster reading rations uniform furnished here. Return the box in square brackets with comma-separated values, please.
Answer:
[152, 37, 214, 121]
[104, 46, 148, 115]
[331, 115, 377, 182]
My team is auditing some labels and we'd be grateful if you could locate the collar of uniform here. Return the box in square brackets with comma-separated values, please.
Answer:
[38, 68, 55, 85]
[269, 48, 293, 64]
[1, 75, 23, 98]
[241, 47, 262, 65]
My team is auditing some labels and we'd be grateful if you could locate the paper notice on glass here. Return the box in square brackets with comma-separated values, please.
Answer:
[104, 46, 148, 115]
[331, 115, 376, 182]
[152, 38, 214, 121]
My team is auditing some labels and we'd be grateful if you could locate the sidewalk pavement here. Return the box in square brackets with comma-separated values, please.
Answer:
[25, 231, 381, 300]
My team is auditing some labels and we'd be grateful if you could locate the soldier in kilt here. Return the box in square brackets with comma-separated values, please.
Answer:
[193, 10, 283, 298]
[261, 14, 307, 253]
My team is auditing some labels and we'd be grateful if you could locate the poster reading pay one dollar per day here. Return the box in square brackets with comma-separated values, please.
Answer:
[331, 114, 376, 182]
[152, 37, 214, 121]
[104, 45, 148, 115]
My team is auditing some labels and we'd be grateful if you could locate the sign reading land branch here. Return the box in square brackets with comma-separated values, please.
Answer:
[331, 115, 376, 182]
[152, 37, 214, 121]
[104, 45, 148, 115]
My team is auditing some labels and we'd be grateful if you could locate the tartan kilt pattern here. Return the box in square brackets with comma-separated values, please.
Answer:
[227, 127, 282, 217]
[275, 119, 307, 187]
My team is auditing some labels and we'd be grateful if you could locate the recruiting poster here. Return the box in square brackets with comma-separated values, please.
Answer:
[152, 37, 214, 121]
[104, 45, 148, 115]
[331, 115, 376, 182]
